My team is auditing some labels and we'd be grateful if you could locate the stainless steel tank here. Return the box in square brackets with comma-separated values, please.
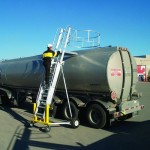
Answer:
[0, 46, 137, 101]
[0, 56, 43, 88]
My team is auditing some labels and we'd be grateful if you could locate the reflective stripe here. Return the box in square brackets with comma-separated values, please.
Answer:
[53, 52, 57, 57]
[43, 52, 53, 58]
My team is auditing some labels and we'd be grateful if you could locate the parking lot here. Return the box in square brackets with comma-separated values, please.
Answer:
[0, 82, 150, 150]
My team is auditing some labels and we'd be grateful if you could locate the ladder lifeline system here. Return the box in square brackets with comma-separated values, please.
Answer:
[27, 26, 100, 132]
[28, 26, 80, 132]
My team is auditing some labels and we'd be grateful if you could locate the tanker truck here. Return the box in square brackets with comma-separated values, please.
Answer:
[0, 46, 144, 128]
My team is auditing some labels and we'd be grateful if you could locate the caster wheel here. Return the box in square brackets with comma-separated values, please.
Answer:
[40, 126, 51, 132]
[71, 118, 80, 128]
[29, 122, 34, 127]
[25, 121, 34, 128]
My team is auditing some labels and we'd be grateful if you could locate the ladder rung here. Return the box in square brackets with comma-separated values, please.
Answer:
[49, 77, 54, 81]
[50, 67, 55, 70]
[49, 73, 54, 76]
[39, 103, 46, 107]
[41, 96, 47, 100]
[42, 85, 50, 89]
[49, 73, 54, 77]
[40, 100, 46, 103]
[38, 105, 46, 109]
[36, 113, 44, 117]
[52, 62, 57, 65]
[43, 88, 49, 91]
[42, 93, 48, 97]
[40, 96, 47, 99]
[40, 99, 46, 102]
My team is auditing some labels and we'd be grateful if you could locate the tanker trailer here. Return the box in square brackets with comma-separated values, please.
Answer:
[0, 46, 144, 128]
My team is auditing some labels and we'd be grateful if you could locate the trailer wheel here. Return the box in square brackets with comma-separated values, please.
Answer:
[0, 94, 10, 106]
[50, 103, 59, 118]
[62, 101, 79, 120]
[13, 93, 26, 107]
[86, 104, 107, 129]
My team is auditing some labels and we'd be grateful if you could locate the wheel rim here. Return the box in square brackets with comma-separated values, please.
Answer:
[87, 104, 107, 128]
[74, 120, 79, 126]
[63, 102, 78, 120]
[90, 110, 101, 124]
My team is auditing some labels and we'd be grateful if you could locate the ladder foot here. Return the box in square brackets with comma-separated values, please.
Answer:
[25, 121, 34, 128]
[71, 118, 80, 128]
[40, 126, 51, 132]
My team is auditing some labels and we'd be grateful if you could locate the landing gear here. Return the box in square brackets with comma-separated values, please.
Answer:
[0, 92, 10, 106]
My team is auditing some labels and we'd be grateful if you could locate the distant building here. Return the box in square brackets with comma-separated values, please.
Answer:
[134, 55, 150, 81]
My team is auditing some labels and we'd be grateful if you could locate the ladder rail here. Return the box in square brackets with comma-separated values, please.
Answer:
[34, 83, 43, 115]
[55, 28, 64, 50]
[46, 26, 72, 104]
[60, 65, 72, 118]
[60, 26, 72, 62]
[46, 62, 61, 104]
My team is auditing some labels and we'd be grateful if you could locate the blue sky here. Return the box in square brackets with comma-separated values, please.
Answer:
[0, 0, 150, 59]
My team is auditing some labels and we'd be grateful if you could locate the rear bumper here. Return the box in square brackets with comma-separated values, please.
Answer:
[113, 101, 144, 118]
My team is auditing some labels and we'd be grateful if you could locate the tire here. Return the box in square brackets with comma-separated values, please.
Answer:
[25, 121, 34, 128]
[40, 126, 51, 133]
[62, 101, 79, 120]
[13, 93, 26, 107]
[71, 118, 80, 128]
[86, 104, 107, 129]
[0, 94, 11, 106]
[50, 103, 58, 118]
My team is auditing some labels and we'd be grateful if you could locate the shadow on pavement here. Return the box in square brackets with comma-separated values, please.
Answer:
[1, 100, 150, 150]
[85, 120, 150, 150]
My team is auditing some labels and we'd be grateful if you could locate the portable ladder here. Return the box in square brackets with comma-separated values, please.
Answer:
[27, 27, 79, 132]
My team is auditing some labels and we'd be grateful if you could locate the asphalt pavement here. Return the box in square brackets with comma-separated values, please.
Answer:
[0, 82, 150, 150]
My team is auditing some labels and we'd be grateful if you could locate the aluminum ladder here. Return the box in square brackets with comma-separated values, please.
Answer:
[28, 27, 79, 132]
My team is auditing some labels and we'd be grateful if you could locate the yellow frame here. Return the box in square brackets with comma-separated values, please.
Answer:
[31, 103, 51, 125]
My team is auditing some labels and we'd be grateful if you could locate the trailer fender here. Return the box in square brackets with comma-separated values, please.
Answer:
[86, 99, 116, 115]
[53, 95, 63, 104]
[89, 99, 112, 109]
[69, 96, 85, 107]
[0, 88, 12, 99]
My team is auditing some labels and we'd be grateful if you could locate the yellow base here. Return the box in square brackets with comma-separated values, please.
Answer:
[31, 103, 51, 126]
